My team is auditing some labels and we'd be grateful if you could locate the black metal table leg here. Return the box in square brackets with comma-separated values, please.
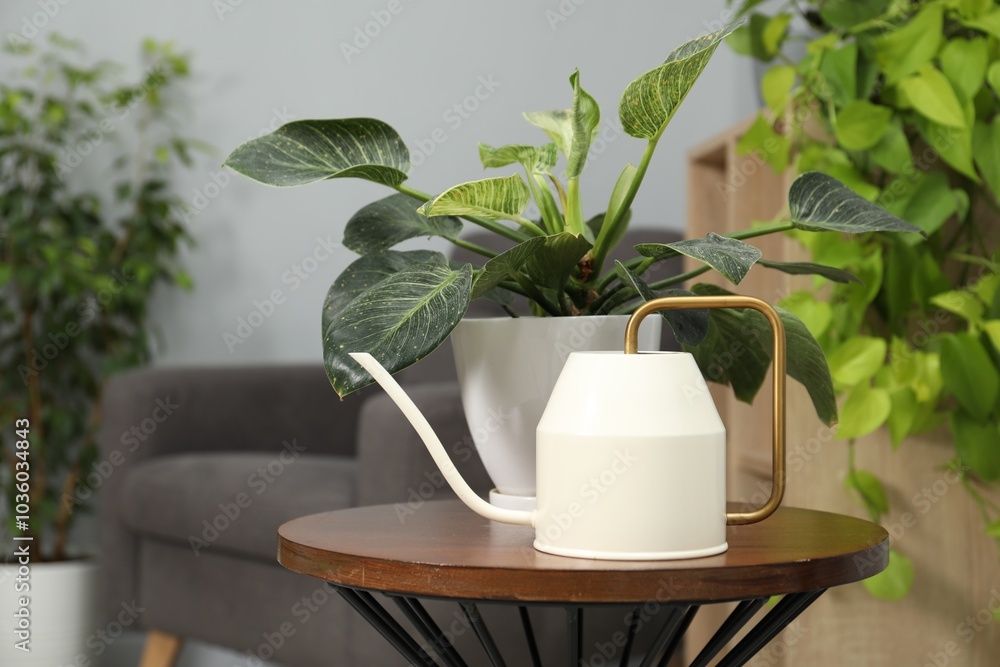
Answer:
[460, 602, 507, 667]
[519, 606, 543, 667]
[333, 586, 437, 666]
[715, 590, 826, 667]
[393, 597, 468, 667]
[335, 585, 829, 667]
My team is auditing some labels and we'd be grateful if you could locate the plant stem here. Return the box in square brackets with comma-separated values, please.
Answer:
[566, 177, 583, 234]
[526, 170, 558, 234]
[729, 220, 795, 240]
[593, 265, 712, 315]
[590, 137, 659, 278]
[510, 275, 561, 316]
[396, 183, 529, 243]
[513, 215, 547, 237]
[646, 265, 711, 290]
[446, 237, 497, 258]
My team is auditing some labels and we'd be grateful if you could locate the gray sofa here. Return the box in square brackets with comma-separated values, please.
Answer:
[98, 230, 683, 666]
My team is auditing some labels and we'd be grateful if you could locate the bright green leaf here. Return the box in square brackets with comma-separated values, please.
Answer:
[930, 289, 983, 323]
[419, 175, 530, 222]
[903, 171, 957, 237]
[973, 118, 1000, 202]
[818, 42, 858, 107]
[845, 469, 889, 516]
[888, 388, 919, 448]
[870, 120, 912, 175]
[828, 336, 887, 386]
[225, 118, 409, 187]
[780, 291, 833, 338]
[939, 38, 987, 102]
[836, 100, 893, 151]
[619, 21, 741, 139]
[916, 116, 979, 181]
[762, 65, 795, 112]
[523, 110, 573, 156]
[343, 193, 461, 255]
[820, 0, 891, 30]
[951, 411, 1000, 481]
[897, 65, 967, 128]
[838, 383, 892, 440]
[762, 13, 792, 56]
[863, 550, 914, 600]
[982, 320, 1000, 351]
[874, 3, 943, 84]
[962, 8, 1000, 39]
[593, 164, 637, 253]
[940, 333, 999, 420]
[737, 113, 792, 172]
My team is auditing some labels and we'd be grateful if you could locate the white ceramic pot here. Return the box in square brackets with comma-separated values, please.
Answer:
[450, 315, 661, 503]
[0, 559, 100, 666]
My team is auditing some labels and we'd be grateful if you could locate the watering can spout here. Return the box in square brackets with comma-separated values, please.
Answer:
[349, 353, 534, 527]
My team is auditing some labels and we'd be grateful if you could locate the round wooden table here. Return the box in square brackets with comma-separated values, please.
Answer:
[279, 500, 888, 667]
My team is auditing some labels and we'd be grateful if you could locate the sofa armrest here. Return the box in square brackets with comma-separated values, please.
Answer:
[355, 381, 493, 507]
[96, 364, 367, 617]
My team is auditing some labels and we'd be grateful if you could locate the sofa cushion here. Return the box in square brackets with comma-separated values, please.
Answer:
[120, 451, 355, 562]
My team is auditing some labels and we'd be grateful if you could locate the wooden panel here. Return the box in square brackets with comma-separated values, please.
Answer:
[685, 119, 1000, 665]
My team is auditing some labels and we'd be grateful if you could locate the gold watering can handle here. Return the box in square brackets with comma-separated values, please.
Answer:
[624, 295, 786, 526]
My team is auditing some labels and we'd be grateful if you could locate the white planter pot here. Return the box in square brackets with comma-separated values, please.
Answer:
[451, 315, 662, 504]
[0, 559, 100, 666]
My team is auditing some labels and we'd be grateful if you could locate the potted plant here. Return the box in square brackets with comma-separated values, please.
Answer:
[225, 21, 921, 505]
[0, 37, 197, 665]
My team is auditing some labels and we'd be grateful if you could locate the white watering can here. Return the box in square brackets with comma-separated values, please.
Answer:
[351, 295, 787, 560]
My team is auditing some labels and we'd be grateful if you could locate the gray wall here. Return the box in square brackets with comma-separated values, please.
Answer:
[2, 1, 757, 665]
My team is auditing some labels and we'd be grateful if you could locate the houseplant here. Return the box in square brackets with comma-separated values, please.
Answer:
[0, 36, 197, 664]
[225, 21, 922, 500]
[727, 0, 1000, 606]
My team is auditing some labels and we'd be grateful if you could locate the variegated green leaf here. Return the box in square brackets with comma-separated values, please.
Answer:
[344, 194, 461, 255]
[756, 259, 862, 284]
[613, 261, 709, 345]
[472, 232, 592, 299]
[322, 250, 471, 397]
[418, 175, 530, 221]
[567, 69, 600, 178]
[225, 118, 409, 187]
[789, 172, 925, 235]
[523, 109, 573, 156]
[619, 22, 741, 139]
[478, 143, 558, 174]
[638, 233, 762, 285]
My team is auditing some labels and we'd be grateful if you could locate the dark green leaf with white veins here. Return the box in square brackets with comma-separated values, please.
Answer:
[343, 194, 461, 255]
[225, 118, 409, 187]
[619, 21, 742, 139]
[613, 261, 709, 345]
[419, 175, 530, 221]
[322, 251, 472, 397]
[789, 172, 925, 235]
[688, 284, 837, 425]
[472, 232, 591, 299]
[756, 259, 862, 284]
[639, 233, 762, 285]
[479, 143, 558, 174]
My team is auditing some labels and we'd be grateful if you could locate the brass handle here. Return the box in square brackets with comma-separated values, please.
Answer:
[624, 295, 786, 526]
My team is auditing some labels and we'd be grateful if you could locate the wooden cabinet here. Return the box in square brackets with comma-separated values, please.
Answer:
[684, 120, 1000, 665]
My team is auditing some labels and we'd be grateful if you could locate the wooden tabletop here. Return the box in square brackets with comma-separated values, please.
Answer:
[278, 500, 888, 604]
